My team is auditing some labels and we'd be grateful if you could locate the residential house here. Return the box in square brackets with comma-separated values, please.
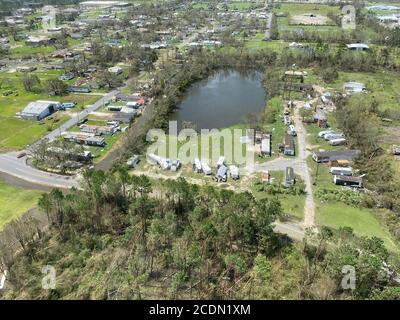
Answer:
[261, 134, 271, 157]
[17, 66, 37, 72]
[312, 150, 361, 163]
[283, 134, 295, 156]
[344, 82, 366, 93]
[67, 86, 91, 93]
[108, 66, 123, 75]
[314, 109, 328, 128]
[333, 175, 363, 188]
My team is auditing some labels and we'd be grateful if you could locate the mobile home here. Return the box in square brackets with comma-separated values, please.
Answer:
[201, 161, 212, 175]
[229, 165, 239, 180]
[261, 135, 271, 157]
[333, 175, 363, 188]
[215, 165, 228, 182]
[328, 138, 346, 146]
[312, 150, 360, 163]
[217, 156, 226, 168]
[330, 167, 352, 176]
[283, 134, 295, 156]
[193, 158, 202, 173]
[288, 125, 297, 136]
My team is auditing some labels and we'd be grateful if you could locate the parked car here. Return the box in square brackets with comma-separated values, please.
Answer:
[288, 125, 297, 136]
[126, 155, 140, 168]
[17, 152, 26, 158]
[60, 102, 76, 110]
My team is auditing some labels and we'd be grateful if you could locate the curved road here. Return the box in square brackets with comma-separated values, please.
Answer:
[0, 90, 119, 189]
[0, 152, 79, 189]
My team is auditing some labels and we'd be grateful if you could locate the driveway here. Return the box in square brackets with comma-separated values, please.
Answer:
[252, 105, 316, 228]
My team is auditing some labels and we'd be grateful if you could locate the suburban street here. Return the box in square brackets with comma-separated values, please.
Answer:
[41, 89, 120, 143]
[0, 152, 79, 189]
[0, 89, 120, 188]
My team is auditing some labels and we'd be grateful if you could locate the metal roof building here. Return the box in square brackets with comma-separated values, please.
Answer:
[20, 100, 60, 121]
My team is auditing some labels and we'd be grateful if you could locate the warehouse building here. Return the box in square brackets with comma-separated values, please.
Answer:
[19, 100, 61, 121]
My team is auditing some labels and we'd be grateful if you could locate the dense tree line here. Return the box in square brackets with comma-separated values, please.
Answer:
[1, 169, 399, 299]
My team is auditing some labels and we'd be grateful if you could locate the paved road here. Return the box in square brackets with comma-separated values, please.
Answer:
[0, 90, 119, 189]
[40, 90, 119, 143]
[274, 221, 305, 241]
[0, 152, 79, 189]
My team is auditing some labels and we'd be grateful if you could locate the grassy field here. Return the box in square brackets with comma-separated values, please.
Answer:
[251, 170, 305, 219]
[316, 201, 399, 252]
[331, 71, 400, 111]
[0, 69, 102, 150]
[306, 154, 398, 252]
[274, 2, 377, 40]
[0, 179, 42, 230]
[275, 3, 341, 16]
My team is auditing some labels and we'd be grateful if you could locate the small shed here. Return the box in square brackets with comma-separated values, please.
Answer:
[283, 134, 295, 156]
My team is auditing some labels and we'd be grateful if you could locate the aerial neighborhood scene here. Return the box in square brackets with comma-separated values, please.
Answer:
[0, 0, 400, 304]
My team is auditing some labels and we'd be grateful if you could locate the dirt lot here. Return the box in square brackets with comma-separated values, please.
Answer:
[290, 14, 332, 25]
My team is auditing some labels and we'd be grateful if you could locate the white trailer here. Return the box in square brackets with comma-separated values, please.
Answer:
[217, 156, 226, 168]
[147, 153, 161, 165]
[229, 165, 239, 180]
[201, 161, 212, 175]
[159, 158, 170, 170]
[330, 167, 352, 176]
[324, 133, 344, 141]
[193, 158, 202, 173]
[318, 130, 334, 138]
[329, 138, 346, 146]
[288, 125, 297, 136]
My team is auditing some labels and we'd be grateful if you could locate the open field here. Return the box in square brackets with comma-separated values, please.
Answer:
[0, 69, 103, 150]
[290, 14, 334, 26]
[316, 201, 399, 253]
[251, 170, 305, 219]
[331, 71, 400, 111]
[274, 2, 378, 39]
[0, 179, 42, 230]
[306, 155, 398, 252]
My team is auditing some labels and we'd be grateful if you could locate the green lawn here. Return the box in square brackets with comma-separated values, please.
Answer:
[0, 116, 68, 150]
[251, 171, 306, 219]
[316, 201, 399, 252]
[0, 69, 103, 150]
[0, 179, 42, 230]
[306, 154, 399, 252]
[9, 38, 55, 58]
[274, 3, 341, 16]
[331, 70, 400, 111]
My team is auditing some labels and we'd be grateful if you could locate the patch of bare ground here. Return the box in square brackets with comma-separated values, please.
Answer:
[380, 125, 400, 145]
